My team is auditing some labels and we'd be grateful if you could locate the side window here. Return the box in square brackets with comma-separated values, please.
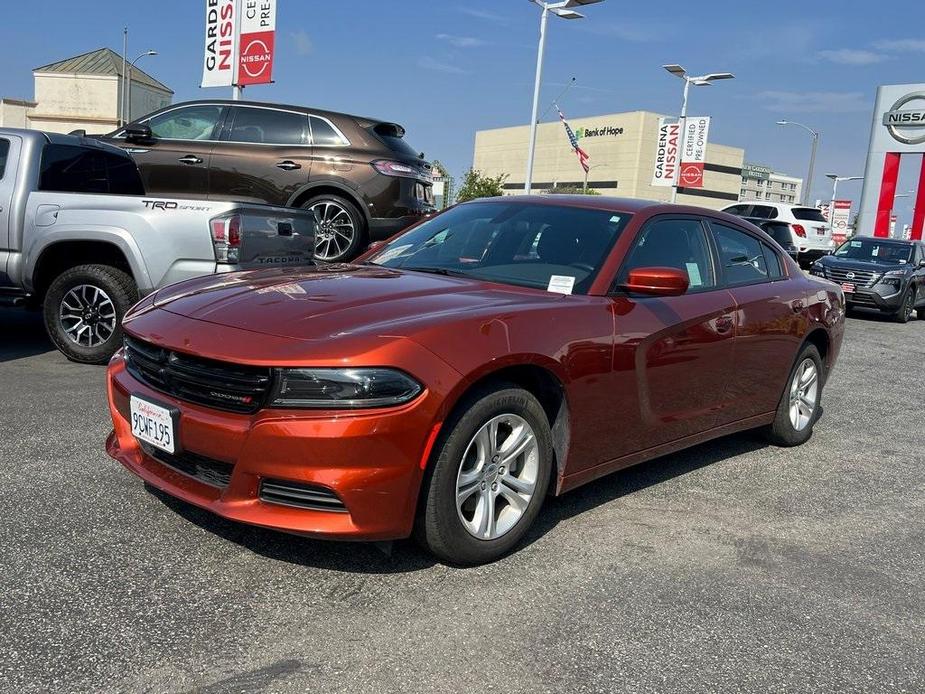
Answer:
[712, 223, 770, 285]
[148, 105, 223, 141]
[762, 243, 783, 279]
[619, 218, 716, 292]
[0, 138, 9, 179]
[39, 144, 145, 195]
[310, 116, 347, 146]
[725, 204, 748, 216]
[750, 205, 777, 220]
[228, 107, 307, 145]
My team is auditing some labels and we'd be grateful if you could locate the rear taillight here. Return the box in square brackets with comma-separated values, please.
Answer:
[211, 214, 242, 263]
[791, 224, 807, 238]
[371, 160, 423, 179]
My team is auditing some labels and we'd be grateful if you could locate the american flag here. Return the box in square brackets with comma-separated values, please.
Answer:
[557, 104, 590, 173]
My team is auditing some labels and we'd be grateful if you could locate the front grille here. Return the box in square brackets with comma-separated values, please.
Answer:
[259, 479, 347, 512]
[825, 267, 880, 287]
[124, 336, 272, 414]
[141, 443, 234, 488]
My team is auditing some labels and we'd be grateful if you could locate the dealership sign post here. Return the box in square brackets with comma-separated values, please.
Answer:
[201, 0, 277, 96]
[652, 117, 680, 187]
[858, 84, 925, 239]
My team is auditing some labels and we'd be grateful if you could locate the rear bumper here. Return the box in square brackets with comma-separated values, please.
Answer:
[105, 352, 448, 541]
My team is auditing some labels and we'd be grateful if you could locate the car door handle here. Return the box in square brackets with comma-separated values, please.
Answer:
[791, 300, 805, 313]
[276, 160, 301, 171]
[178, 155, 203, 165]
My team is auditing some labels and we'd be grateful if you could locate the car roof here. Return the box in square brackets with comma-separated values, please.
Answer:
[464, 195, 707, 215]
[143, 99, 396, 130]
[726, 201, 814, 211]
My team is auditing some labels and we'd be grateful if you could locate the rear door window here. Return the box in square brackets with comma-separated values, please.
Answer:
[724, 204, 750, 217]
[750, 205, 778, 220]
[792, 207, 827, 222]
[40, 144, 144, 195]
[228, 107, 307, 145]
[762, 243, 784, 279]
[711, 222, 770, 286]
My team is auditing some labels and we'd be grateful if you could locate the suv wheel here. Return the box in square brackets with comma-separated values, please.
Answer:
[894, 287, 915, 324]
[303, 194, 365, 262]
[43, 264, 138, 364]
[416, 384, 553, 566]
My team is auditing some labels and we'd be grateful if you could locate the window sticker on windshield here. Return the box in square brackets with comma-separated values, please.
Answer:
[685, 262, 703, 287]
[547, 275, 576, 295]
[850, 241, 862, 247]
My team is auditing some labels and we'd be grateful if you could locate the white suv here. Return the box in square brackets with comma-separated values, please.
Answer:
[722, 202, 834, 265]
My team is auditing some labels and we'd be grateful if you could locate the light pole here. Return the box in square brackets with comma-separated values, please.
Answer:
[662, 64, 735, 203]
[524, 0, 604, 195]
[126, 50, 157, 124]
[825, 174, 863, 236]
[776, 120, 819, 205]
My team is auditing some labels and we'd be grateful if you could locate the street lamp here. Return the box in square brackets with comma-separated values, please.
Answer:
[825, 173, 863, 236]
[662, 64, 735, 203]
[125, 50, 157, 124]
[776, 120, 819, 205]
[524, 0, 604, 195]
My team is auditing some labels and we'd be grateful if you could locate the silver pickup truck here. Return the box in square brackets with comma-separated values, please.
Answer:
[0, 128, 315, 363]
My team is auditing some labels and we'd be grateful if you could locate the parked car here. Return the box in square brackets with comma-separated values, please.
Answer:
[741, 217, 799, 262]
[98, 100, 435, 262]
[723, 202, 833, 265]
[810, 237, 925, 322]
[105, 197, 845, 565]
[0, 128, 315, 363]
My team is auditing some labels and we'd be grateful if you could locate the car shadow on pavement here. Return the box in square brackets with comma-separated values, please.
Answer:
[0, 307, 55, 361]
[146, 428, 776, 573]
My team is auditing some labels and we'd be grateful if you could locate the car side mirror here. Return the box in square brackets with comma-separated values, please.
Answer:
[621, 267, 689, 297]
[918, 258, 925, 268]
[124, 123, 153, 142]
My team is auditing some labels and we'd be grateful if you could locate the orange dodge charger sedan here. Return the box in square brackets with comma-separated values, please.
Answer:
[106, 197, 844, 565]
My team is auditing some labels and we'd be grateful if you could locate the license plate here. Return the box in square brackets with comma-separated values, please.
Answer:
[816, 227, 826, 235]
[841, 282, 855, 293]
[130, 395, 176, 454]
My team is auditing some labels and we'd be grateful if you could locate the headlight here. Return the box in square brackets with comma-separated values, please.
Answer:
[810, 263, 825, 277]
[879, 270, 904, 287]
[270, 368, 423, 408]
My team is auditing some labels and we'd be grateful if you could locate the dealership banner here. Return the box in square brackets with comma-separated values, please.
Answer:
[237, 0, 277, 85]
[652, 117, 680, 187]
[202, 0, 238, 87]
[679, 117, 711, 188]
[831, 200, 852, 244]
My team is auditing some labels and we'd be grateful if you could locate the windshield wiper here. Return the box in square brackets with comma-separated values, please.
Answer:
[404, 266, 474, 278]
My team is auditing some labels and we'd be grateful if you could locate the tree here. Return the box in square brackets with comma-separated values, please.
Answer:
[545, 185, 601, 196]
[455, 169, 508, 203]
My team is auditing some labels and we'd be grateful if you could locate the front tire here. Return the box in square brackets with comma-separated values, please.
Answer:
[417, 384, 553, 566]
[301, 194, 365, 262]
[43, 264, 137, 364]
[894, 287, 915, 323]
[764, 343, 823, 447]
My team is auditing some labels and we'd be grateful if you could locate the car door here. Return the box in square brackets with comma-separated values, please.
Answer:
[605, 215, 738, 457]
[708, 220, 803, 421]
[0, 135, 17, 285]
[123, 104, 225, 198]
[208, 105, 312, 206]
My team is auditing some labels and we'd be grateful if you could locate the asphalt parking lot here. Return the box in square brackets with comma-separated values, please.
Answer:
[1, 305, 923, 693]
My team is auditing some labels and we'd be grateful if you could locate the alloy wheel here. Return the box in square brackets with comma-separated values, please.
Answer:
[455, 414, 539, 540]
[788, 358, 818, 431]
[59, 284, 117, 348]
[309, 201, 356, 261]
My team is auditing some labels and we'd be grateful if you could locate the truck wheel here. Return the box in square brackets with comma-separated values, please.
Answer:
[43, 264, 138, 364]
[301, 194, 365, 262]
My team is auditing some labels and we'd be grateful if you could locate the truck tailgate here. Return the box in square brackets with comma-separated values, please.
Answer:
[233, 206, 315, 269]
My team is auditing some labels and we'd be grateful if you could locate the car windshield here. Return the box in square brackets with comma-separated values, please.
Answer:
[368, 201, 631, 294]
[834, 238, 913, 264]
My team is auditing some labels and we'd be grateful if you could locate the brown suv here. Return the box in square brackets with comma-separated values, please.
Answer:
[101, 100, 435, 261]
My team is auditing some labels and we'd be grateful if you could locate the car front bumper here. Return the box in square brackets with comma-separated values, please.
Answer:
[842, 285, 905, 311]
[105, 353, 445, 541]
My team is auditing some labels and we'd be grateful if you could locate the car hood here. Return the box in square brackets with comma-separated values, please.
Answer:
[151, 264, 565, 342]
[821, 257, 908, 273]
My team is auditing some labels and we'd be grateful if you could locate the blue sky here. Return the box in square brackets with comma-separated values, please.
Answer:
[2, 0, 924, 220]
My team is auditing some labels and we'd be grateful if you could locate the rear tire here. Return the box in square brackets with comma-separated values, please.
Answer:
[764, 343, 823, 447]
[301, 194, 366, 262]
[416, 384, 553, 566]
[43, 264, 137, 364]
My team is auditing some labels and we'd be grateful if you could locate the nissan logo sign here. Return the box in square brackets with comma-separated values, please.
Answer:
[882, 92, 925, 145]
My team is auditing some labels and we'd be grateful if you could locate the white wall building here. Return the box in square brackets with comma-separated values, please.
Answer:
[0, 47, 173, 135]
[739, 163, 803, 205]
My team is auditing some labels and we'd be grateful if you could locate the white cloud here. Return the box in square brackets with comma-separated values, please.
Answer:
[818, 49, 889, 65]
[290, 30, 312, 56]
[418, 56, 468, 75]
[873, 38, 925, 53]
[581, 22, 665, 43]
[755, 90, 871, 114]
[458, 7, 507, 23]
[436, 33, 486, 48]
